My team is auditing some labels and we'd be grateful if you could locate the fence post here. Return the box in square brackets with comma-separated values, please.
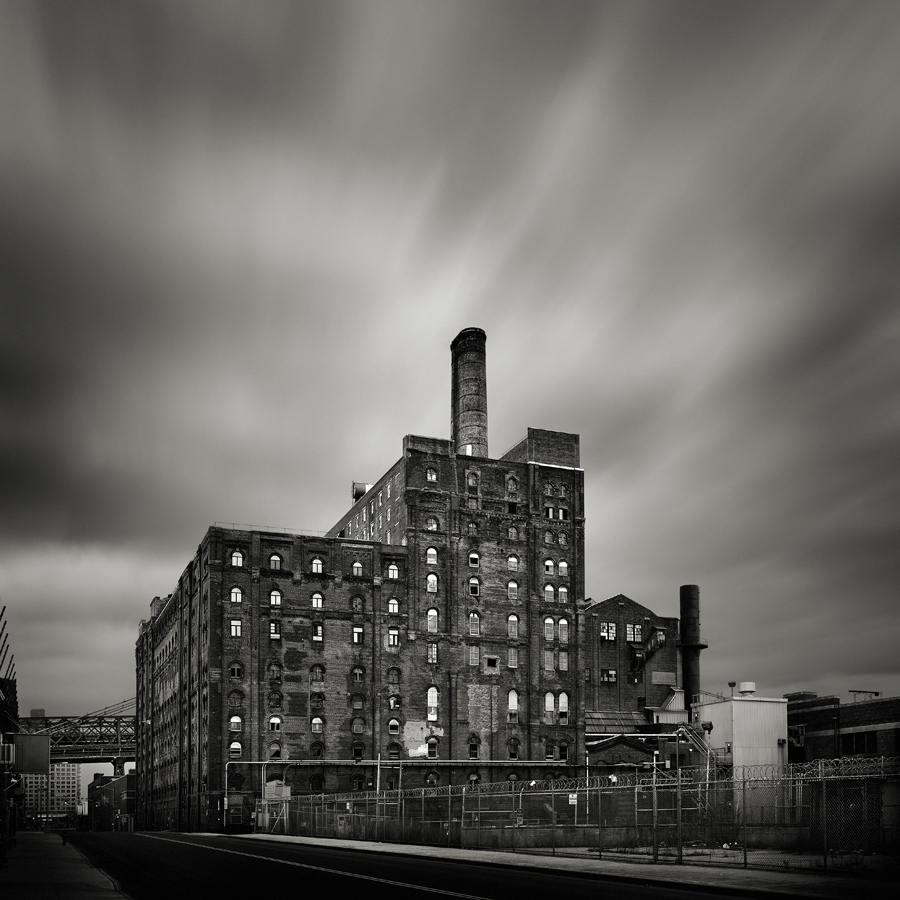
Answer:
[421, 788, 425, 845]
[447, 788, 452, 848]
[551, 783, 557, 856]
[461, 786, 466, 849]
[676, 768, 683, 864]
[476, 785, 481, 849]
[597, 780, 603, 859]
[652, 762, 659, 863]
[742, 776, 748, 869]
[821, 761, 828, 871]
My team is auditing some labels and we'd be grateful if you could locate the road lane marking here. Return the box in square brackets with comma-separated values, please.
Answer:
[137, 834, 492, 898]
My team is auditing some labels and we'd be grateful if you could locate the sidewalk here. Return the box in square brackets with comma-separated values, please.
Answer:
[0, 832, 128, 899]
[237, 832, 900, 899]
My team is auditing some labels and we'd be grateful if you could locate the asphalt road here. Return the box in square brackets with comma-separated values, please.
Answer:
[67, 832, 745, 900]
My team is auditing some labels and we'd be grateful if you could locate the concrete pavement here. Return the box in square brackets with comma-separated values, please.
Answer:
[238, 832, 900, 900]
[1, 828, 897, 899]
[0, 832, 129, 899]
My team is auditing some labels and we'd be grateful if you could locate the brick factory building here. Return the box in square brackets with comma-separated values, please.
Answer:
[136, 328, 594, 832]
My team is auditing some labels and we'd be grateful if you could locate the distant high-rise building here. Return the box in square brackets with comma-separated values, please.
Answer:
[23, 762, 81, 824]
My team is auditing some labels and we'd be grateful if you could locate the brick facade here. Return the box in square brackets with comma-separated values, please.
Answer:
[136, 328, 587, 832]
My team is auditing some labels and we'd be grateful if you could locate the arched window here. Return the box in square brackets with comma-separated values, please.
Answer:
[228, 691, 243, 708]
[270, 590, 282, 607]
[544, 482, 554, 496]
[388, 742, 401, 760]
[558, 740, 569, 762]
[507, 555, 518, 572]
[351, 561, 363, 576]
[387, 564, 399, 579]
[229, 715, 242, 732]
[468, 612, 480, 636]
[558, 560, 569, 577]
[507, 615, 519, 639]
[544, 617, 555, 641]
[229, 741, 242, 758]
[269, 554, 282, 570]
[559, 619, 569, 644]
[468, 577, 480, 596]
[268, 691, 282, 709]
[351, 595, 363, 612]
[387, 667, 401, 685]
[559, 692, 569, 724]
[427, 741, 439, 761]
[388, 718, 401, 735]
[389, 694, 401, 709]
[310, 742, 325, 759]
[544, 585, 555, 603]
[559, 586, 568, 604]
[426, 467, 437, 482]
[268, 715, 282, 732]
[311, 557, 323, 574]
[508, 526, 518, 540]
[351, 693, 365, 710]
[426, 547, 438, 565]
[352, 717, 365, 734]
[268, 741, 282, 759]
[545, 692, 555, 719]
[506, 476, 518, 496]
[544, 559, 555, 575]
[425, 770, 439, 786]
[508, 739, 520, 760]
[507, 581, 518, 600]
[468, 552, 480, 569]
[508, 690, 519, 724]
[311, 717, 324, 733]
[352, 774, 365, 790]
[427, 686, 439, 721]
[309, 774, 323, 791]
[427, 609, 438, 633]
[231, 550, 243, 567]
[558, 532, 569, 546]
[230, 587, 242, 603]
[229, 661, 243, 678]
[467, 471, 479, 490]
[425, 516, 439, 531]
[311, 592, 323, 609]
[310, 693, 324, 709]
[310, 665, 325, 684]
[351, 666, 365, 683]
[387, 597, 399, 614]
[268, 662, 282, 681]
[426, 573, 438, 593]
[467, 521, 478, 536]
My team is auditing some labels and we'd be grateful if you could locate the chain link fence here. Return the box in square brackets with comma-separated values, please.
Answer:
[254, 757, 900, 874]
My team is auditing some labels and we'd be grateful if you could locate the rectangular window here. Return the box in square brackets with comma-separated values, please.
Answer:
[353, 626, 364, 644]
[544, 649, 555, 670]
[388, 627, 399, 647]
[559, 650, 568, 671]
[230, 620, 242, 637]
[600, 622, 616, 640]
[427, 643, 438, 664]
[378, 490, 383, 506]
[270, 622, 281, 640]
[601, 668, 617, 683]
[626, 623, 643, 642]
[387, 507, 391, 522]
[469, 645, 479, 666]
[312, 623, 323, 642]
[508, 647, 518, 668]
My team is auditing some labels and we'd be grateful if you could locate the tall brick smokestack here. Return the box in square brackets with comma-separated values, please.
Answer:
[451, 327, 488, 457]
[679, 584, 707, 716]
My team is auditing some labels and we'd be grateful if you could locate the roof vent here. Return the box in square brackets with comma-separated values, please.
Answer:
[738, 681, 756, 696]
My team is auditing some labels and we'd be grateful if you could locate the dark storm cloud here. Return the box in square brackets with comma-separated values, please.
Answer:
[1, 0, 899, 712]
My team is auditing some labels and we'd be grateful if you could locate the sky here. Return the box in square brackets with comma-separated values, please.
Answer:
[2, 0, 899, 723]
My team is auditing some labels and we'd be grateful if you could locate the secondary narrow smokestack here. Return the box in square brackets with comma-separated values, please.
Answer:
[679, 584, 708, 716]
[450, 327, 488, 457]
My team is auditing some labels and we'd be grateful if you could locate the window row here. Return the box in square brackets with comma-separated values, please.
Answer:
[597, 622, 643, 642]
[229, 552, 401, 580]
